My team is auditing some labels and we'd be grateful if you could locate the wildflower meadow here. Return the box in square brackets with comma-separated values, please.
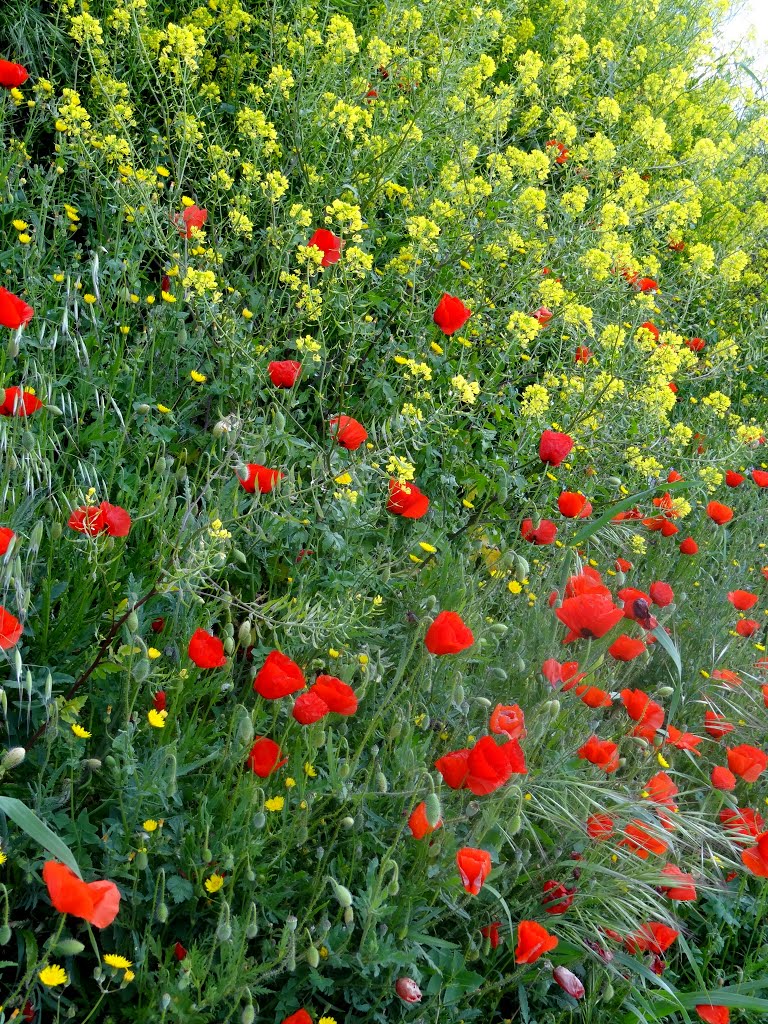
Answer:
[1, 0, 768, 1020]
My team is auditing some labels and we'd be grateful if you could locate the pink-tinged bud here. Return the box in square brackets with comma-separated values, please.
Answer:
[552, 966, 585, 999]
[395, 978, 422, 1003]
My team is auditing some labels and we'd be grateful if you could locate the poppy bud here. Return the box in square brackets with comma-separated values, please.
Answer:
[307, 944, 320, 967]
[375, 770, 388, 792]
[126, 611, 139, 633]
[487, 667, 508, 681]
[161, 994, 172, 1010]
[341, 816, 355, 828]
[657, 686, 675, 697]
[54, 938, 86, 955]
[241, 1005, 255, 1024]
[553, 965, 585, 999]
[395, 978, 422, 1003]
[329, 879, 353, 907]
[2, 746, 25, 770]
[425, 792, 442, 828]
[224, 637, 235, 654]
[135, 850, 148, 870]
[157, 902, 169, 923]
[343, 906, 355, 928]
[0, 924, 10, 945]
[488, 623, 508, 636]
[246, 904, 259, 939]
[542, 699, 561, 717]
[238, 620, 253, 646]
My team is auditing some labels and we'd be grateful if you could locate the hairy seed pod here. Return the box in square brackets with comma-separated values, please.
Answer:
[328, 879, 353, 908]
[425, 793, 442, 828]
[307, 945, 320, 968]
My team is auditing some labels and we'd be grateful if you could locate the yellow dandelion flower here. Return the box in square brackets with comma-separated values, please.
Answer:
[160, 291, 176, 303]
[39, 964, 68, 987]
[18, 233, 31, 244]
[83, 293, 97, 305]
[104, 954, 133, 969]
[242, 308, 253, 319]
[358, 653, 369, 666]
[285, 777, 296, 788]
[418, 542, 437, 553]
[71, 724, 91, 739]
[265, 796, 285, 812]
[205, 873, 224, 894]
[328, 648, 340, 658]
[156, 166, 170, 177]
[147, 647, 162, 659]
[156, 404, 172, 414]
[142, 819, 159, 832]
[147, 709, 167, 728]
[12, 219, 28, 231]
[190, 370, 207, 383]
[319, 1017, 338, 1024]
[304, 761, 317, 778]
[124, 969, 135, 982]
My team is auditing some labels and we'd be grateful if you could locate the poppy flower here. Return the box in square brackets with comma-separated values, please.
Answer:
[408, 801, 442, 839]
[311, 674, 358, 715]
[608, 635, 646, 661]
[151, 617, 166, 633]
[636, 277, 658, 292]
[386, 479, 429, 519]
[434, 748, 471, 789]
[100, 502, 132, 537]
[0, 528, 15, 556]
[394, 978, 422, 1003]
[0, 59, 29, 88]
[433, 293, 471, 335]
[736, 619, 759, 637]
[659, 865, 697, 901]
[539, 429, 574, 466]
[0, 607, 23, 649]
[650, 581, 674, 607]
[679, 537, 698, 555]
[465, 735, 526, 794]
[153, 691, 167, 713]
[188, 629, 227, 669]
[720, 807, 764, 838]
[42, 861, 121, 929]
[542, 879, 575, 914]
[645, 772, 678, 809]
[728, 590, 757, 611]
[456, 846, 492, 895]
[307, 228, 344, 266]
[531, 306, 553, 325]
[578, 735, 619, 773]
[564, 567, 608, 598]
[282, 1010, 313, 1024]
[253, 650, 305, 698]
[626, 922, 678, 954]
[665, 725, 703, 754]
[329, 414, 368, 450]
[174, 941, 188, 961]
[268, 361, 302, 388]
[0, 285, 34, 330]
[552, 965, 584, 999]
[586, 813, 614, 840]
[557, 491, 588, 518]
[238, 464, 283, 494]
[574, 345, 592, 364]
[706, 501, 733, 525]
[615, 557, 633, 572]
[521, 518, 557, 545]
[575, 684, 612, 708]
[711, 766, 736, 791]
[246, 737, 287, 777]
[725, 470, 745, 487]
[556, 592, 624, 642]
[695, 1007, 729, 1024]
[68, 501, 130, 537]
[686, 337, 705, 352]
[0, 386, 43, 416]
[621, 689, 665, 736]
[712, 669, 742, 688]
[704, 711, 733, 738]
[546, 140, 569, 163]
[640, 321, 660, 339]
[173, 205, 207, 238]
[489, 704, 526, 740]
[515, 920, 558, 964]
[424, 611, 474, 655]
[727, 744, 767, 782]
[741, 833, 768, 877]
[292, 689, 330, 725]
[753, 469, 768, 487]
[542, 658, 585, 690]
[480, 921, 502, 948]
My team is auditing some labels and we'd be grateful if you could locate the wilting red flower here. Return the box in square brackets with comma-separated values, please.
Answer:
[531, 306, 553, 325]
[556, 592, 624, 642]
[238, 464, 283, 494]
[557, 491, 588, 518]
[728, 590, 757, 610]
[282, 1010, 313, 1024]
[736, 618, 759, 637]
[0, 527, 15, 556]
[173, 205, 207, 238]
[456, 847, 492, 895]
[586, 813, 614, 840]
[741, 833, 768, 877]
[433, 293, 471, 335]
[578, 735, 619, 773]
[727, 744, 767, 782]
[246, 737, 287, 777]
[546, 140, 569, 163]
[0, 287, 34, 329]
[704, 711, 733, 738]
[515, 920, 558, 964]
[666, 725, 703, 754]
[425, 611, 474, 655]
[521, 518, 557, 545]
[42, 861, 120, 929]
[660, 865, 697, 901]
[725, 470, 745, 487]
[542, 879, 575, 914]
[574, 345, 592, 364]
[650, 581, 674, 607]
[394, 978, 422, 1003]
[707, 501, 733, 525]
[387, 479, 429, 519]
[490, 704, 526, 740]
[0, 607, 23, 649]
[188, 628, 227, 669]
[151, 616, 166, 633]
[174, 941, 188, 961]
[720, 806, 764, 838]
[307, 228, 344, 266]
[626, 922, 679, 954]
[253, 650, 305, 698]
[539, 429, 573, 466]
[711, 766, 736, 791]
[679, 537, 699, 555]
[480, 921, 502, 948]
[695, 1006, 729, 1024]
[292, 689, 330, 725]
[542, 659, 585, 690]
[0, 386, 43, 416]
[552, 965, 584, 999]
[608, 635, 646, 661]
[329, 414, 368, 450]
[753, 469, 768, 487]
[153, 691, 167, 713]
[0, 60, 29, 88]
[268, 361, 302, 388]
[408, 800, 442, 839]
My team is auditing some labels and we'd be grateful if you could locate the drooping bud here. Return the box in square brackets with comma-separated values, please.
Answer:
[553, 965, 585, 999]
[395, 978, 422, 1004]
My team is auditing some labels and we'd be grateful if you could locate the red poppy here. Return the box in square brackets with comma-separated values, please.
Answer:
[552, 965, 584, 999]
[640, 321, 660, 339]
[174, 941, 188, 961]
[0, 386, 43, 416]
[707, 501, 733, 525]
[763, 684, 768, 707]
[557, 491, 588, 518]
[586, 813, 614, 840]
[578, 735, 619, 773]
[307, 228, 344, 266]
[480, 921, 502, 948]
[282, 1010, 313, 1024]
[736, 619, 759, 637]
[0, 527, 15, 556]
[636, 277, 658, 292]
[238, 464, 283, 494]
[268, 361, 302, 388]
[753, 469, 768, 487]
[711, 766, 736, 791]
[720, 807, 764, 838]
[465, 735, 526, 794]
[643, 515, 680, 536]
[0, 60, 29, 88]
[546, 140, 569, 163]
[433, 293, 471, 335]
[153, 691, 167, 713]
[253, 650, 305, 698]
[456, 847, 492, 894]
[539, 429, 574, 466]
[741, 833, 768, 877]
[247, 737, 287, 777]
[67, 502, 129, 540]
[645, 772, 678, 809]
[100, 502, 132, 537]
[151, 617, 166, 633]
[679, 537, 699, 555]
[668, 239, 686, 251]
[727, 744, 767, 782]
[574, 345, 592, 364]
[542, 658, 585, 690]
[521, 518, 557, 545]
[660, 865, 697, 901]
[712, 669, 742, 688]
[621, 689, 665, 737]
[531, 306, 553, 325]
[575, 684, 613, 708]
[649, 581, 674, 607]
[0, 285, 34, 331]
[434, 748, 471, 789]
[173, 205, 207, 239]
[188, 628, 227, 669]
[42, 861, 120, 929]
[556, 592, 624, 642]
[408, 801, 442, 839]
[608, 635, 646, 661]
[695, 1006, 729, 1024]
[665, 725, 703, 754]
[489, 704, 526, 740]
[686, 337, 705, 352]
[542, 879, 575, 914]
[615, 557, 633, 572]
[564, 567, 608, 599]
[292, 690, 330, 724]
[0, 607, 23, 649]
[626, 922, 678, 954]
[515, 920, 558, 963]
[329, 414, 368, 450]
[311, 674, 358, 715]
[728, 590, 757, 611]
[704, 711, 733, 738]
[425, 611, 474, 655]
[386, 479, 429, 519]
[725, 470, 745, 487]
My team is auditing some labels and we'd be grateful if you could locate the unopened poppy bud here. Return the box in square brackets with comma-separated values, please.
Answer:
[161, 994, 172, 1010]
[328, 878, 353, 908]
[83, 758, 102, 770]
[47, 404, 64, 416]
[233, 549, 248, 564]
[425, 792, 442, 828]
[126, 611, 139, 632]
[135, 850, 148, 870]
[307, 945, 320, 967]
[553, 965, 585, 999]
[487, 667, 508, 681]
[51, 522, 62, 540]
[241, 1005, 255, 1024]
[657, 686, 674, 697]
[454, 684, 465, 704]
[246, 903, 259, 938]
[488, 623, 508, 636]
[474, 696, 493, 707]
[514, 654, 526, 672]
[157, 902, 169, 923]
[273, 410, 286, 432]
[508, 813, 522, 834]
[175, 465, 188, 482]
[606, 476, 623, 486]
[343, 906, 355, 928]
[54, 938, 86, 955]
[132, 658, 150, 683]
[0, 925, 10, 945]
[21, 430, 35, 451]
[203, 847, 213, 862]
[2, 747, 25, 770]
[375, 770, 388, 793]
[136, 403, 152, 414]
[514, 556, 530, 580]
[542, 699, 561, 717]
[602, 981, 614, 1001]
[224, 637, 235, 654]
[341, 816, 355, 828]
[388, 720, 403, 738]
[423, 595, 438, 612]
[395, 977, 422, 1004]
[238, 620, 253, 645]
[339, 762, 350, 779]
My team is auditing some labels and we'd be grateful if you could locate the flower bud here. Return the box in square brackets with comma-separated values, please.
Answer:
[241, 1005, 255, 1024]
[2, 747, 26, 770]
[343, 905, 354, 928]
[553, 966, 584, 999]
[395, 978, 422, 1004]
[307, 945, 320, 967]
[329, 878, 353, 908]
[54, 938, 86, 956]
[156, 902, 169, 923]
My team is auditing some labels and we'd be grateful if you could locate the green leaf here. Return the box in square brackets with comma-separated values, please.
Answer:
[0, 797, 82, 878]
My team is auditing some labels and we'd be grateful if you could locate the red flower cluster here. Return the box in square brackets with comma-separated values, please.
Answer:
[68, 502, 131, 537]
[436, 734, 527, 794]
[292, 674, 358, 724]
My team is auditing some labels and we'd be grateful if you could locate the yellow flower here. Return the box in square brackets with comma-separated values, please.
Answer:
[147, 647, 162, 659]
[83, 293, 97, 304]
[304, 761, 317, 778]
[181, 195, 195, 207]
[242, 308, 253, 319]
[418, 542, 437, 553]
[147, 709, 167, 728]
[53, 273, 65, 283]
[190, 370, 207, 383]
[124, 969, 135, 982]
[205, 873, 224, 893]
[328, 648, 340, 658]
[17, 233, 31, 244]
[358, 653, 369, 666]
[161, 291, 176, 303]
[265, 796, 285, 812]
[285, 777, 296, 788]
[12, 219, 28, 230]
[104, 954, 133, 969]
[71, 724, 91, 739]
[319, 1016, 338, 1024]
[156, 404, 172, 414]
[142, 819, 159, 832]
[334, 472, 352, 486]
[39, 964, 68, 987]
[0, 849, 7, 866]
[156, 166, 170, 177]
